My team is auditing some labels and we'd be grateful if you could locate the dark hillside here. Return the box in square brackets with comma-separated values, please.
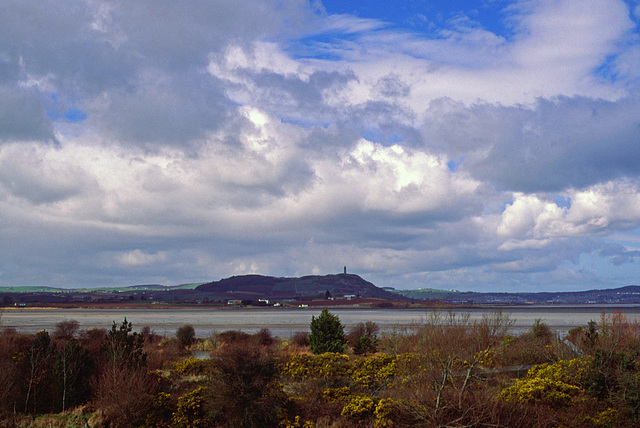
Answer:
[196, 273, 403, 301]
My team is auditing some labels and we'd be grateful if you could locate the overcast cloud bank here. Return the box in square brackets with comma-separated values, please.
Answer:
[2, 0, 640, 291]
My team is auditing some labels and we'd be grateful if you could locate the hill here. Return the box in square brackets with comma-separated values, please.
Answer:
[0, 274, 404, 306]
[5, 276, 640, 307]
[195, 273, 401, 301]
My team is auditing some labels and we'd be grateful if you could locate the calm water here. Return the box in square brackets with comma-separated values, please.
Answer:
[3, 306, 640, 338]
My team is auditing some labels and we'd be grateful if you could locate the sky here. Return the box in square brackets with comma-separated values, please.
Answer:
[2, 0, 640, 292]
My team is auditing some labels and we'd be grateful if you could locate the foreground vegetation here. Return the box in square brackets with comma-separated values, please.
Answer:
[1, 309, 640, 427]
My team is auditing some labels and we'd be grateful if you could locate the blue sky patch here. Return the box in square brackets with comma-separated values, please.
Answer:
[320, 0, 517, 39]
[553, 195, 572, 209]
[64, 108, 87, 123]
[46, 94, 87, 123]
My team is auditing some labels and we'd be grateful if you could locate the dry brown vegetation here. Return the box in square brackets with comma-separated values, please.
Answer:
[1, 310, 640, 427]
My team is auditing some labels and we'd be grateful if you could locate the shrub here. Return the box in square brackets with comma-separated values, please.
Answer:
[53, 320, 80, 342]
[176, 325, 196, 349]
[291, 331, 309, 348]
[255, 328, 275, 347]
[143, 391, 174, 427]
[205, 343, 285, 426]
[348, 322, 380, 356]
[216, 330, 251, 345]
[353, 336, 377, 355]
[531, 319, 553, 340]
[145, 338, 183, 371]
[79, 328, 107, 357]
[347, 321, 379, 348]
[93, 319, 155, 425]
[497, 319, 558, 366]
[92, 365, 159, 425]
[142, 326, 162, 344]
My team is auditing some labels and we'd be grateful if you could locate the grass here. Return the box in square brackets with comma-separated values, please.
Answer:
[390, 288, 462, 300]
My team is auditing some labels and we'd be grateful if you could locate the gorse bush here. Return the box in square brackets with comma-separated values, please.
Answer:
[171, 357, 212, 376]
[322, 386, 352, 403]
[284, 352, 351, 379]
[173, 386, 208, 428]
[340, 394, 375, 419]
[350, 354, 396, 392]
[374, 398, 398, 428]
[500, 358, 590, 407]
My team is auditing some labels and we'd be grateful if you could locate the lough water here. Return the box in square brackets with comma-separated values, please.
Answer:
[2, 305, 640, 338]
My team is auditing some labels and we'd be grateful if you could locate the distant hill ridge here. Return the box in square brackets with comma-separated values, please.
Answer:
[392, 284, 640, 304]
[3, 278, 640, 306]
[195, 273, 400, 301]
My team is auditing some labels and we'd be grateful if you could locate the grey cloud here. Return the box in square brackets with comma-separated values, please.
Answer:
[0, 0, 309, 87]
[598, 243, 640, 265]
[0, 1, 314, 148]
[349, 100, 417, 141]
[107, 0, 313, 69]
[422, 96, 640, 192]
[233, 68, 357, 125]
[374, 73, 411, 98]
[96, 72, 230, 147]
[0, 149, 92, 204]
[0, 1, 135, 95]
[303, 123, 361, 152]
[0, 87, 54, 142]
[610, 252, 640, 265]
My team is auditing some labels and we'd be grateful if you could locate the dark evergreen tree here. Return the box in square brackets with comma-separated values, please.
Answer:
[93, 319, 156, 425]
[104, 318, 146, 369]
[54, 339, 95, 411]
[308, 308, 346, 354]
[19, 330, 55, 413]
